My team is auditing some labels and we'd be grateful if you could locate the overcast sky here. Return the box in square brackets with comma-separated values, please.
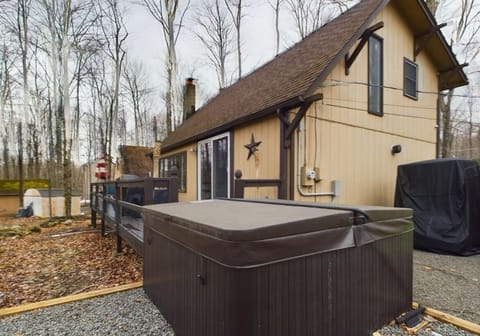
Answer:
[124, 1, 477, 101]
[123, 0, 313, 106]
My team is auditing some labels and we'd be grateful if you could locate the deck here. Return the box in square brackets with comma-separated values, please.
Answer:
[90, 176, 178, 256]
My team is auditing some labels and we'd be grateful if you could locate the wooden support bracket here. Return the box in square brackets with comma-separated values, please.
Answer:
[276, 108, 290, 126]
[438, 62, 469, 75]
[345, 21, 384, 75]
[414, 23, 447, 60]
[438, 63, 469, 89]
[283, 93, 323, 147]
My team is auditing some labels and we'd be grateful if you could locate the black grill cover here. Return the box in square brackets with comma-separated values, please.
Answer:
[395, 158, 480, 255]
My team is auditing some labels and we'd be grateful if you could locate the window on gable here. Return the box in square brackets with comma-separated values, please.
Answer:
[159, 152, 187, 192]
[404, 58, 418, 100]
[368, 34, 383, 116]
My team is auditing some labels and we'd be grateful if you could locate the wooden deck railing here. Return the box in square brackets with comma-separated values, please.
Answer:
[90, 173, 178, 255]
[233, 169, 285, 199]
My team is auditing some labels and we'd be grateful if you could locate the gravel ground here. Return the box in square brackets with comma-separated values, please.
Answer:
[412, 250, 480, 324]
[1, 250, 479, 336]
[0, 289, 174, 336]
[379, 320, 476, 336]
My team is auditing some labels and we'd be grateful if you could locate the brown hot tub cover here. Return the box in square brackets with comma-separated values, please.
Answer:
[142, 199, 412, 268]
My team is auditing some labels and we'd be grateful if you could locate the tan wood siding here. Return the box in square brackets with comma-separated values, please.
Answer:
[243, 186, 279, 199]
[294, 3, 439, 206]
[233, 116, 280, 181]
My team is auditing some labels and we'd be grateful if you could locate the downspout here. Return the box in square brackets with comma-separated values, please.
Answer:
[296, 120, 339, 202]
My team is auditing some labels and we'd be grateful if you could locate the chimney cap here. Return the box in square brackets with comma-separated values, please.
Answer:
[186, 77, 195, 83]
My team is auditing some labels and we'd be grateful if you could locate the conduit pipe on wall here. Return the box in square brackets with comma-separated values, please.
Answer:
[296, 120, 338, 202]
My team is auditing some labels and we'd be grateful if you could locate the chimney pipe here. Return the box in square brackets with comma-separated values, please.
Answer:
[183, 77, 196, 121]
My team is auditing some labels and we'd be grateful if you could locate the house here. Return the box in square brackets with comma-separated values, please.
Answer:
[157, 0, 467, 206]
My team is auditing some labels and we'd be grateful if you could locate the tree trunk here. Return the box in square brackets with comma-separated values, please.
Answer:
[2, 136, 9, 179]
[274, 0, 281, 55]
[440, 90, 454, 158]
[17, 122, 24, 208]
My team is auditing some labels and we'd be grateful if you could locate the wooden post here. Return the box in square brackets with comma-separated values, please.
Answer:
[90, 184, 96, 228]
[169, 167, 179, 202]
[234, 170, 244, 198]
[115, 181, 122, 254]
[101, 184, 106, 237]
[144, 177, 153, 205]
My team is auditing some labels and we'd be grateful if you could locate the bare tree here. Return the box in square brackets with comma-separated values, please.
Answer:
[38, 0, 97, 217]
[123, 59, 155, 146]
[285, 0, 328, 39]
[0, 43, 14, 179]
[285, 0, 354, 40]
[142, 0, 191, 134]
[466, 94, 475, 159]
[96, 0, 128, 176]
[0, 0, 34, 183]
[17, 122, 24, 207]
[439, 90, 454, 158]
[428, 0, 480, 157]
[266, 0, 285, 55]
[17, 0, 33, 125]
[26, 122, 41, 178]
[224, 0, 246, 79]
[70, 2, 99, 163]
[86, 53, 111, 164]
[195, 0, 234, 89]
[1, 135, 8, 178]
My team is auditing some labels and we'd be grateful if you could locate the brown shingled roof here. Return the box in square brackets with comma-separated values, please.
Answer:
[161, 0, 467, 152]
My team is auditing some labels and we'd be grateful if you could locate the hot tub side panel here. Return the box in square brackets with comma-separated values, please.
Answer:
[144, 221, 413, 336]
[144, 228, 257, 336]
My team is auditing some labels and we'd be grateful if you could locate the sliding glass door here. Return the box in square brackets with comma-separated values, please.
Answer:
[198, 133, 230, 200]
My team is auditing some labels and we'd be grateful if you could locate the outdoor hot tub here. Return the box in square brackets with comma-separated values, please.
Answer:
[142, 199, 413, 336]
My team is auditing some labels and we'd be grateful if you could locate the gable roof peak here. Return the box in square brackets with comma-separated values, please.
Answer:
[161, 0, 466, 153]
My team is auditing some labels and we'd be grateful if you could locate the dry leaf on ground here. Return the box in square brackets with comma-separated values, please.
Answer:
[0, 215, 142, 308]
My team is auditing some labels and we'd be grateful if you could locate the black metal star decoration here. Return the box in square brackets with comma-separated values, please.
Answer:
[244, 133, 262, 160]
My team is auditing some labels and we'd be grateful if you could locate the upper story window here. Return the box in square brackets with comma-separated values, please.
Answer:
[159, 152, 186, 192]
[368, 34, 383, 116]
[404, 58, 418, 100]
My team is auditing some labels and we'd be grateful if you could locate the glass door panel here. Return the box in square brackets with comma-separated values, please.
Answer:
[199, 142, 212, 200]
[198, 133, 230, 200]
[213, 137, 228, 198]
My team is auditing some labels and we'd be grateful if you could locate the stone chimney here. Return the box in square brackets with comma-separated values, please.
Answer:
[183, 77, 196, 121]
